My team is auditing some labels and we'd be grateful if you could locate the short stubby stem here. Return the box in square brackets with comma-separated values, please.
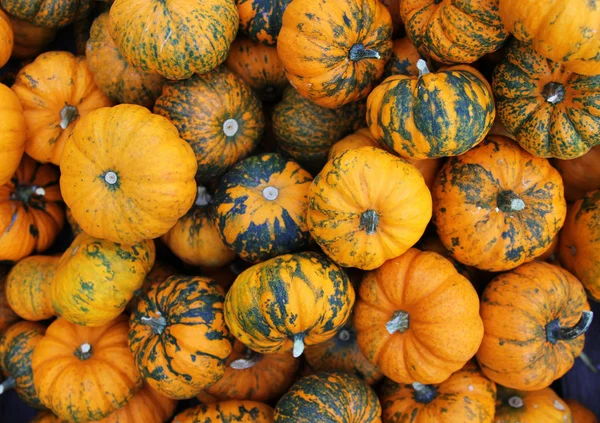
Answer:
[546, 310, 594, 344]
[262, 186, 279, 201]
[542, 82, 566, 105]
[195, 186, 212, 206]
[386, 310, 410, 334]
[360, 209, 379, 235]
[141, 314, 167, 336]
[0, 377, 16, 395]
[230, 348, 263, 370]
[349, 44, 380, 61]
[497, 190, 525, 213]
[60, 104, 79, 130]
[75, 343, 93, 361]
[508, 396, 524, 408]
[292, 333, 305, 358]
[412, 382, 438, 404]
[338, 329, 351, 342]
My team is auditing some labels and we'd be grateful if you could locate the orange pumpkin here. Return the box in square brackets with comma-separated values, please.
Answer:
[5, 255, 59, 321]
[477, 261, 592, 391]
[0, 155, 64, 262]
[173, 401, 274, 423]
[553, 147, 600, 203]
[354, 248, 483, 384]
[0, 0, 93, 28]
[32, 315, 143, 422]
[97, 384, 178, 423]
[10, 18, 56, 59]
[383, 37, 430, 79]
[0, 82, 26, 187]
[308, 147, 432, 270]
[0, 265, 20, 332]
[126, 260, 177, 313]
[60, 104, 198, 245]
[0, 9, 13, 68]
[236, 0, 292, 46]
[417, 234, 480, 284]
[11, 51, 112, 165]
[495, 386, 573, 423]
[565, 400, 598, 423]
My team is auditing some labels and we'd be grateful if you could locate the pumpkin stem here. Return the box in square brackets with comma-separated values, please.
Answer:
[360, 210, 379, 235]
[262, 186, 279, 201]
[496, 190, 526, 213]
[338, 329, 351, 342]
[0, 377, 16, 395]
[508, 396, 524, 408]
[74, 343, 93, 361]
[349, 44, 381, 61]
[292, 334, 305, 358]
[542, 82, 565, 105]
[223, 118, 239, 137]
[141, 314, 167, 335]
[579, 351, 599, 374]
[59, 104, 79, 130]
[386, 310, 410, 334]
[195, 186, 212, 206]
[417, 59, 430, 78]
[546, 310, 593, 344]
[10, 184, 46, 203]
[230, 348, 263, 370]
[412, 382, 438, 404]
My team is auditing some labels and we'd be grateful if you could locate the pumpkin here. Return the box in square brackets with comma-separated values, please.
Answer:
[212, 153, 312, 263]
[272, 87, 365, 173]
[162, 186, 236, 268]
[433, 135, 567, 272]
[0, 321, 45, 408]
[0, 0, 93, 27]
[173, 400, 274, 423]
[565, 400, 598, 423]
[31, 411, 68, 423]
[73, 15, 91, 56]
[10, 18, 56, 59]
[559, 190, 600, 301]
[65, 207, 82, 236]
[367, 60, 495, 159]
[5, 255, 59, 321]
[60, 104, 198, 245]
[86, 13, 166, 109]
[401, 0, 508, 64]
[237, 0, 292, 45]
[0, 10, 12, 68]
[477, 261, 592, 391]
[492, 40, 600, 160]
[51, 233, 156, 327]
[553, 147, 600, 202]
[537, 235, 559, 263]
[126, 260, 177, 313]
[129, 275, 233, 399]
[224, 252, 355, 358]
[274, 371, 381, 422]
[225, 36, 288, 102]
[0, 155, 64, 262]
[354, 248, 483, 384]
[97, 384, 178, 423]
[380, 0, 402, 35]
[154, 66, 264, 185]
[11, 51, 112, 165]
[417, 234, 480, 285]
[307, 147, 432, 270]
[0, 82, 26, 186]
[495, 386, 573, 423]
[277, 0, 393, 108]
[0, 266, 19, 332]
[380, 362, 497, 423]
[108, 0, 238, 80]
[205, 340, 299, 402]
[32, 315, 143, 422]
[304, 319, 383, 386]
[382, 37, 430, 79]
[499, 0, 600, 76]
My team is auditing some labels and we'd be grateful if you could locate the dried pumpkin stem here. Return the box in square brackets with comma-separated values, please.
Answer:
[412, 382, 437, 404]
[292, 333, 305, 358]
[74, 343, 93, 361]
[497, 190, 526, 213]
[542, 82, 565, 105]
[195, 186, 212, 206]
[338, 329, 351, 342]
[230, 348, 262, 370]
[0, 377, 16, 395]
[59, 104, 79, 130]
[386, 310, 410, 334]
[11, 184, 46, 203]
[360, 210, 379, 235]
[546, 310, 594, 344]
[417, 59, 430, 78]
[508, 396, 524, 408]
[349, 44, 380, 61]
[141, 315, 167, 335]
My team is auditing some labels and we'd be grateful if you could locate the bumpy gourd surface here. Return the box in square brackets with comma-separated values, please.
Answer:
[0, 82, 26, 187]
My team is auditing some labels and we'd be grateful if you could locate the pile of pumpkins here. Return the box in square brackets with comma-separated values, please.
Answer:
[0, 0, 599, 422]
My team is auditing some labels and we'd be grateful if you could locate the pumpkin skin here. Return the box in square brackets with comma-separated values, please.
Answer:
[0, 82, 26, 187]
[173, 400, 274, 423]
[212, 153, 312, 263]
[129, 275, 233, 399]
[85, 13, 165, 109]
[0, 10, 12, 68]
[382, 37, 430, 79]
[0, 321, 45, 408]
[304, 319, 383, 386]
[51, 233, 156, 327]
[380, 362, 497, 423]
[5, 255, 59, 321]
[0, 155, 65, 262]
[60, 104, 198, 245]
[205, 340, 299, 402]
[274, 371, 382, 423]
[126, 260, 177, 313]
[433, 136, 567, 272]
[499, 0, 600, 77]
[417, 235, 480, 285]
[11, 51, 112, 165]
[492, 40, 600, 160]
[154, 66, 264, 185]
[225, 36, 288, 102]
[477, 261, 591, 391]
[65, 206, 82, 236]
[10, 18, 56, 59]
[558, 190, 600, 301]
[0, 265, 20, 332]
[495, 386, 572, 423]
[97, 384, 178, 423]
[380, 0, 402, 35]
[109, 0, 238, 80]
[0, 0, 93, 28]
[277, 0, 393, 108]
[565, 400, 598, 423]
[553, 147, 600, 202]
[32, 315, 143, 423]
[401, 0, 508, 64]
[237, 0, 292, 46]
[354, 248, 483, 384]
[367, 62, 495, 159]
[224, 252, 355, 357]
[307, 147, 432, 270]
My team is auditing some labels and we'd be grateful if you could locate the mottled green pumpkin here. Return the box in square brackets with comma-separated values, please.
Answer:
[0, 0, 93, 28]
[212, 153, 312, 263]
[173, 400, 274, 423]
[274, 372, 382, 422]
[237, 0, 292, 46]
[129, 275, 233, 400]
[154, 66, 264, 185]
[493, 40, 600, 160]
[383, 37, 431, 79]
[0, 321, 45, 408]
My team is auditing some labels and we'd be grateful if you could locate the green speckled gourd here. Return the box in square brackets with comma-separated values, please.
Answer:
[237, 0, 293, 46]
[0, 0, 93, 28]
